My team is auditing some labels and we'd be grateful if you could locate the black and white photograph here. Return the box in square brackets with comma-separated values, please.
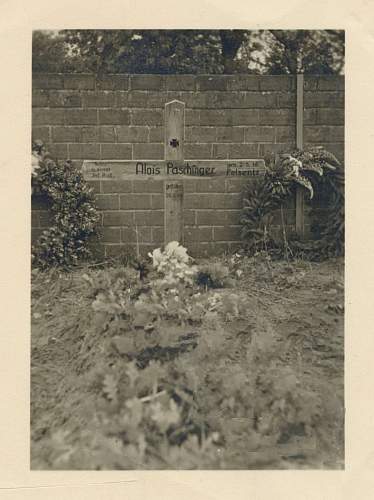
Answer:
[30, 29, 345, 470]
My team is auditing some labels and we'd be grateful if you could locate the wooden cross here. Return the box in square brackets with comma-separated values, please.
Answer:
[82, 99, 266, 245]
[164, 100, 185, 244]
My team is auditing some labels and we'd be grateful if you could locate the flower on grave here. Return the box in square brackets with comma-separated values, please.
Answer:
[149, 247, 163, 269]
[148, 242, 197, 286]
[164, 241, 190, 264]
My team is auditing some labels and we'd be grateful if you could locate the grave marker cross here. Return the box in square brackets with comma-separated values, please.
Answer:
[82, 99, 266, 246]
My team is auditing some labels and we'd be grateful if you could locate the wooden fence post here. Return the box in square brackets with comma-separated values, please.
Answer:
[296, 74, 305, 238]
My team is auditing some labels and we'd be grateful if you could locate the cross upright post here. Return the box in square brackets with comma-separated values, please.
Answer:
[164, 100, 185, 245]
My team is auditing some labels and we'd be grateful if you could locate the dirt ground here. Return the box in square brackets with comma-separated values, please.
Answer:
[30, 255, 344, 469]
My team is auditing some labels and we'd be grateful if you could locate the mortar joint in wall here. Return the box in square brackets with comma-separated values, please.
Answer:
[275, 93, 280, 109]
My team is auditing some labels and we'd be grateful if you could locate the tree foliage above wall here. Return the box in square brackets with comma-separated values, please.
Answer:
[258, 30, 345, 75]
[32, 29, 344, 75]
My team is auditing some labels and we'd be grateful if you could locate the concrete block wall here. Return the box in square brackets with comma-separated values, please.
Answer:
[31, 73, 344, 257]
[303, 75, 344, 162]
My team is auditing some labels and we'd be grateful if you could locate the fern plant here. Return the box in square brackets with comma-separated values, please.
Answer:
[240, 146, 344, 259]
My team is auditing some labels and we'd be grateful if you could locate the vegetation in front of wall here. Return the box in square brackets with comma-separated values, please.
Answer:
[240, 146, 344, 260]
[31, 140, 100, 268]
[31, 244, 344, 469]
[196, 262, 231, 289]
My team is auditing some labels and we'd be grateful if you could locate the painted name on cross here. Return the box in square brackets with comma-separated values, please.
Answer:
[82, 159, 266, 181]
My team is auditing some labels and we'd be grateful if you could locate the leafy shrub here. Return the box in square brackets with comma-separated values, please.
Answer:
[32, 141, 100, 268]
[240, 146, 344, 260]
[91, 243, 234, 366]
